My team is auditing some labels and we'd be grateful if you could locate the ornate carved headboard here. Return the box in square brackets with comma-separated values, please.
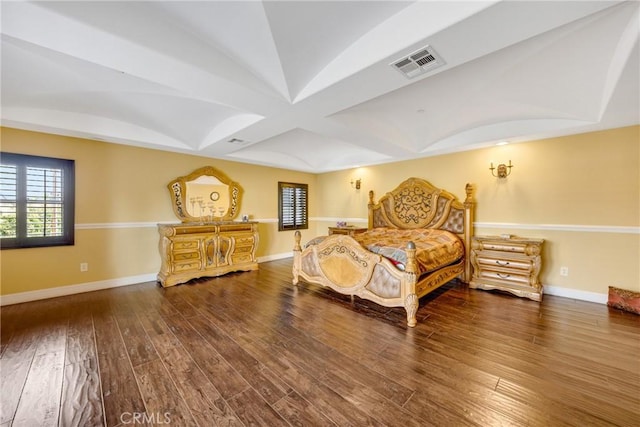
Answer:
[368, 177, 475, 281]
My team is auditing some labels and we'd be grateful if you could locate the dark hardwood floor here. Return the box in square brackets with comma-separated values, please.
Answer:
[1, 258, 639, 426]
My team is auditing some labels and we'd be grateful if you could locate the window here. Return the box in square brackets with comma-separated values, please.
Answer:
[278, 182, 308, 231]
[0, 152, 75, 249]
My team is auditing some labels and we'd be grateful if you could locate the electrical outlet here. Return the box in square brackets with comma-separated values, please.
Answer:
[560, 266, 569, 277]
[80, 262, 88, 272]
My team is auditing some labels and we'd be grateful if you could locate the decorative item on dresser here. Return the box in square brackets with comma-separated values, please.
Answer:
[469, 235, 543, 301]
[157, 166, 258, 287]
[327, 226, 368, 236]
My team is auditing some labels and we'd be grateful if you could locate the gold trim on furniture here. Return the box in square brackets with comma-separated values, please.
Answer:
[157, 222, 259, 287]
[167, 166, 242, 223]
[293, 177, 475, 327]
[159, 166, 258, 287]
[469, 235, 543, 301]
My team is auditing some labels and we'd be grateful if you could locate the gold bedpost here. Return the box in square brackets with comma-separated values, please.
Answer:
[368, 190, 375, 229]
[292, 230, 302, 285]
[463, 183, 476, 283]
[293, 230, 302, 252]
[404, 241, 418, 327]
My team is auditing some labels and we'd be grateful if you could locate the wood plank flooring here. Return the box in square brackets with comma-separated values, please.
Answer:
[1, 258, 639, 426]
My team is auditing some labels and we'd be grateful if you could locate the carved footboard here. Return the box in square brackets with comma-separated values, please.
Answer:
[293, 231, 421, 327]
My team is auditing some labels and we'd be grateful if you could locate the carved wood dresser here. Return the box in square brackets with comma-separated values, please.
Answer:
[469, 235, 544, 301]
[157, 222, 258, 287]
[157, 166, 258, 287]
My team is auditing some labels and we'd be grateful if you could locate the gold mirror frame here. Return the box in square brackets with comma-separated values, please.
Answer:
[167, 166, 243, 222]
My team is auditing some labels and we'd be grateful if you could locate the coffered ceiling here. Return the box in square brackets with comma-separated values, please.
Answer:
[2, 1, 638, 172]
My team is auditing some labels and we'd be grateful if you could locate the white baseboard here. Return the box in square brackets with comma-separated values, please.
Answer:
[1, 261, 608, 307]
[257, 252, 293, 263]
[0, 256, 295, 306]
[0, 273, 158, 306]
[543, 285, 608, 304]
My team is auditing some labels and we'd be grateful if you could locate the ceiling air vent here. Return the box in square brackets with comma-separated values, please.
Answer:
[391, 45, 444, 79]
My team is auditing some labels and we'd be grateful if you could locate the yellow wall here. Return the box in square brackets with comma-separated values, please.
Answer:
[318, 125, 640, 295]
[0, 127, 316, 295]
[1, 125, 638, 298]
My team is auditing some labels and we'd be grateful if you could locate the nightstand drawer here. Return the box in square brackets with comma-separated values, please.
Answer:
[477, 269, 530, 285]
[479, 242, 525, 253]
[476, 256, 532, 271]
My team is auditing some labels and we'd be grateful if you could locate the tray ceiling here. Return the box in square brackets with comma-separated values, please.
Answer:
[2, 1, 638, 172]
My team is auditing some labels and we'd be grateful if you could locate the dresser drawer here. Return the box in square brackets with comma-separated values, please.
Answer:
[174, 260, 201, 272]
[219, 224, 255, 233]
[173, 251, 200, 261]
[234, 235, 255, 246]
[233, 245, 253, 254]
[173, 240, 200, 251]
[232, 253, 253, 264]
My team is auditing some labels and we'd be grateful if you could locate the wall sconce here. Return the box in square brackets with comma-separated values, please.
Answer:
[490, 160, 513, 178]
[351, 178, 361, 190]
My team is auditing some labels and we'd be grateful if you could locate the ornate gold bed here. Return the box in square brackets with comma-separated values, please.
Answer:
[292, 177, 475, 327]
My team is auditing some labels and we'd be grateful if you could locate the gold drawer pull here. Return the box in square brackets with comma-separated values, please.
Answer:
[496, 260, 510, 266]
[497, 273, 511, 278]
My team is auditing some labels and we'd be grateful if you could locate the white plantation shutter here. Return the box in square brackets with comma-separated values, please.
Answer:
[26, 166, 64, 237]
[279, 182, 308, 231]
[0, 164, 17, 238]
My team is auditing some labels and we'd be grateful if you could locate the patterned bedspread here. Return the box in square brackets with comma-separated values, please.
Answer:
[307, 227, 464, 275]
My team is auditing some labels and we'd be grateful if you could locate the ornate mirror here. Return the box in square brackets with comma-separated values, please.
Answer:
[167, 166, 242, 222]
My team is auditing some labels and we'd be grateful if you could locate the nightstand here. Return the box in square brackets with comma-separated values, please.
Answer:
[469, 235, 544, 301]
[327, 226, 368, 237]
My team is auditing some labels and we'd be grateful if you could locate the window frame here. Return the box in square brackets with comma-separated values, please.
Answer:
[0, 152, 75, 249]
[278, 182, 308, 231]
